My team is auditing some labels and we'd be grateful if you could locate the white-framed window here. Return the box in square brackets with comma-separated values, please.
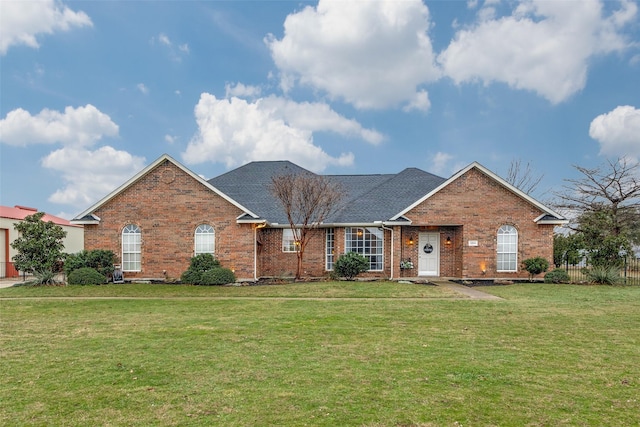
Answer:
[122, 224, 141, 272]
[497, 225, 518, 272]
[326, 228, 335, 271]
[194, 224, 215, 255]
[282, 228, 298, 252]
[345, 227, 383, 271]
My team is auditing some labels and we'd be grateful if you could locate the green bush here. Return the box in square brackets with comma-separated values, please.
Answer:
[201, 268, 236, 285]
[585, 266, 621, 285]
[189, 253, 221, 272]
[522, 257, 549, 280]
[544, 268, 571, 284]
[180, 269, 202, 285]
[180, 254, 233, 285]
[64, 249, 116, 277]
[334, 252, 369, 280]
[68, 267, 107, 285]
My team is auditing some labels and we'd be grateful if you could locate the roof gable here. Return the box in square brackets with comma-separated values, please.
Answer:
[71, 154, 258, 223]
[392, 162, 566, 223]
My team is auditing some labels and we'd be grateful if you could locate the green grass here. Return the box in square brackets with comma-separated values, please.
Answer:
[0, 281, 461, 299]
[1, 283, 639, 426]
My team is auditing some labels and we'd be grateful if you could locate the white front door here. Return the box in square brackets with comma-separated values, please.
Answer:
[418, 232, 440, 276]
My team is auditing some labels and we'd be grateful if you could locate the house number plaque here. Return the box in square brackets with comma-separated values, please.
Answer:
[423, 243, 434, 254]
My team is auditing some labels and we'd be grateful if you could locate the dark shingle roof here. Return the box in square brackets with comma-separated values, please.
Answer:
[331, 168, 446, 222]
[208, 161, 310, 223]
[208, 160, 446, 225]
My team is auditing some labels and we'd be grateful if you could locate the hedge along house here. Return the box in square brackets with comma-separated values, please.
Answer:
[72, 154, 566, 281]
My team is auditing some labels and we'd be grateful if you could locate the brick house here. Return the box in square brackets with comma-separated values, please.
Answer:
[72, 154, 566, 281]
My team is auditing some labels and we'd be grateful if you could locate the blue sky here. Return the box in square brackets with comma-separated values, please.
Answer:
[1, 0, 639, 219]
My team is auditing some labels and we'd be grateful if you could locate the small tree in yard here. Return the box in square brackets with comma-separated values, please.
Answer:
[11, 212, 66, 285]
[522, 257, 549, 281]
[270, 172, 343, 280]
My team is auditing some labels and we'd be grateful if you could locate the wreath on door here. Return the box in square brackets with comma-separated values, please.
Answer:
[423, 243, 434, 254]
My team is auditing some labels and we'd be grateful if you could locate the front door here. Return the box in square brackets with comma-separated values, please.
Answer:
[418, 232, 439, 276]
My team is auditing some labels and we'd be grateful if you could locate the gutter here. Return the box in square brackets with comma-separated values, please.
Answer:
[253, 222, 267, 281]
[375, 221, 394, 280]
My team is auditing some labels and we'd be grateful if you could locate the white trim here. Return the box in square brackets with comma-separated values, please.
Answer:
[533, 213, 568, 225]
[72, 154, 259, 222]
[391, 162, 566, 222]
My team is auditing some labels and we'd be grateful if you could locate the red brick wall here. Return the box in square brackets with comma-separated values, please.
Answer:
[83, 162, 554, 281]
[257, 228, 329, 278]
[405, 167, 554, 278]
[83, 160, 256, 280]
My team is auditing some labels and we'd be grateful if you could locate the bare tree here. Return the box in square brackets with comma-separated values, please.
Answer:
[554, 157, 640, 266]
[505, 159, 544, 195]
[270, 172, 344, 279]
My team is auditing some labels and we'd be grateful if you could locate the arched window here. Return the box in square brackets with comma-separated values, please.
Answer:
[195, 224, 215, 255]
[497, 225, 518, 272]
[122, 224, 141, 272]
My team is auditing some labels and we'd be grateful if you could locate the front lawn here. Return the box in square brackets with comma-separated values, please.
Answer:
[1, 283, 639, 426]
[0, 280, 460, 299]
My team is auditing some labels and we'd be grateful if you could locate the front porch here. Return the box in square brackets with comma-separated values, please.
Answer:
[394, 225, 462, 279]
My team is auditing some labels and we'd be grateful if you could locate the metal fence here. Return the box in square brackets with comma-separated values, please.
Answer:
[562, 257, 640, 285]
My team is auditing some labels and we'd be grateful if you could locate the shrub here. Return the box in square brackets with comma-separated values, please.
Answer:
[180, 269, 202, 285]
[522, 257, 549, 281]
[181, 254, 233, 285]
[334, 252, 369, 280]
[189, 253, 220, 272]
[201, 268, 236, 285]
[64, 249, 116, 278]
[585, 266, 621, 285]
[18, 269, 64, 287]
[68, 267, 107, 285]
[544, 268, 571, 284]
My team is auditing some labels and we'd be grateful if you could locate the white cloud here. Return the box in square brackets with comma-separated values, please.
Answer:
[438, 0, 637, 104]
[158, 33, 171, 46]
[165, 134, 177, 144]
[402, 90, 431, 113]
[0, 0, 92, 55]
[225, 82, 262, 98]
[182, 93, 360, 172]
[589, 105, 640, 161]
[258, 96, 384, 145]
[266, 0, 440, 110]
[137, 83, 149, 95]
[430, 152, 454, 175]
[0, 104, 119, 147]
[152, 32, 189, 62]
[42, 147, 146, 209]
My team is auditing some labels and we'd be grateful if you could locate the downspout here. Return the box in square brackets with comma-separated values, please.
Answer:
[253, 222, 267, 281]
[379, 223, 394, 280]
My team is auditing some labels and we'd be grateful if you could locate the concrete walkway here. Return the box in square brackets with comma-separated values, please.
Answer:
[429, 280, 503, 300]
[0, 278, 23, 289]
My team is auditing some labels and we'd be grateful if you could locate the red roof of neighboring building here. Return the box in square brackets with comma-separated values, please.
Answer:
[0, 205, 80, 227]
